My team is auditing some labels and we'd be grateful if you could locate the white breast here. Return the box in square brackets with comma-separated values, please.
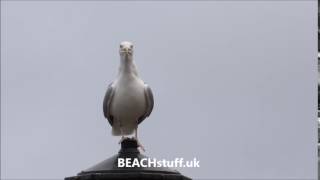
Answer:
[110, 75, 146, 135]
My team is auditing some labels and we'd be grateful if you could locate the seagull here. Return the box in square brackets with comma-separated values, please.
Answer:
[103, 41, 154, 151]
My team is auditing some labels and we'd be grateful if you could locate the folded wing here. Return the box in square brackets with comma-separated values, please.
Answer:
[138, 84, 154, 124]
[103, 83, 115, 126]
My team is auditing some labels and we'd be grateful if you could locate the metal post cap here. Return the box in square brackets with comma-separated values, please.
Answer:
[65, 138, 192, 180]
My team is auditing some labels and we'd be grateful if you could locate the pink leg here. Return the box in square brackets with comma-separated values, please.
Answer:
[135, 126, 145, 152]
[118, 126, 125, 144]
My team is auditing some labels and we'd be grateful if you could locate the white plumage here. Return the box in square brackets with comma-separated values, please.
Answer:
[103, 41, 154, 150]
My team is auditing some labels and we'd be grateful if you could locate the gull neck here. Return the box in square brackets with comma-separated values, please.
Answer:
[118, 54, 138, 77]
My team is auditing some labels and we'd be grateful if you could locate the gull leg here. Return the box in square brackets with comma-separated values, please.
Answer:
[134, 127, 138, 139]
[134, 126, 145, 152]
[118, 125, 125, 144]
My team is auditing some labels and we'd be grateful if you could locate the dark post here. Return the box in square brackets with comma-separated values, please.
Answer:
[65, 138, 192, 180]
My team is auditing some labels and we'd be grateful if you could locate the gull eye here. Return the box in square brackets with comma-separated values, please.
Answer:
[130, 45, 133, 48]
[120, 45, 123, 48]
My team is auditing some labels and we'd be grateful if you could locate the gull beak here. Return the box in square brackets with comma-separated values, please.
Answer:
[124, 48, 130, 54]
[119, 46, 132, 55]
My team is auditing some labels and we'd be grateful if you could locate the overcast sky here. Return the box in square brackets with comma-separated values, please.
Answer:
[1, 1, 317, 179]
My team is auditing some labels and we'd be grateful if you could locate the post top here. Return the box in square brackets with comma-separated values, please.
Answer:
[65, 138, 192, 180]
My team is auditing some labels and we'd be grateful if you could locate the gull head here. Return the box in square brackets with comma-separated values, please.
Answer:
[119, 41, 134, 57]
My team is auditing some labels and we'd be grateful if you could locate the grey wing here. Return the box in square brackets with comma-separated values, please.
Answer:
[138, 84, 154, 124]
[103, 83, 115, 126]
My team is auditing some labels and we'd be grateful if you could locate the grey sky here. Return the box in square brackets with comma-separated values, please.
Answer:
[1, 1, 317, 179]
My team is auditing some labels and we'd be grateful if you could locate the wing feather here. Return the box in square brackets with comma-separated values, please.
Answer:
[138, 84, 154, 124]
[103, 83, 115, 126]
